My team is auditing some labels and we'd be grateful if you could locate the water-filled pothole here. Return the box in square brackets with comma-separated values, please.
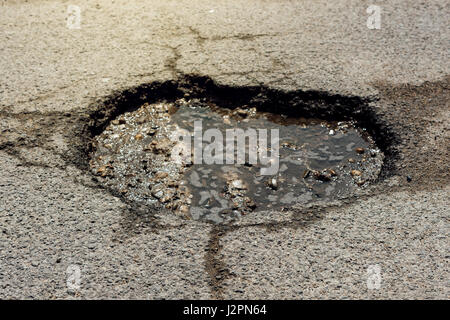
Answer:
[89, 96, 384, 224]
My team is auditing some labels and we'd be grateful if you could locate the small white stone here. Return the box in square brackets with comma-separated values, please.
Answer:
[231, 179, 245, 189]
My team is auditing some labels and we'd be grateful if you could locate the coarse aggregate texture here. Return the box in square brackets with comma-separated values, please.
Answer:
[0, 0, 448, 299]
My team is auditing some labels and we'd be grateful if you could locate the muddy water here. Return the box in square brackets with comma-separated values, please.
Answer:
[90, 99, 384, 223]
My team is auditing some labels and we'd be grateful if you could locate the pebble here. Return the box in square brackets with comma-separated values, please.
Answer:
[223, 116, 231, 125]
[328, 169, 337, 176]
[231, 179, 246, 190]
[136, 116, 147, 124]
[355, 147, 365, 154]
[236, 109, 248, 117]
[351, 169, 362, 177]
[268, 178, 278, 190]
[313, 170, 332, 182]
[167, 180, 179, 187]
[160, 192, 173, 203]
[178, 205, 189, 215]
[154, 172, 168, 180]
[135, 133, 144, 140]
[96, 166, 108, 177]
[151, 189, 164, 199]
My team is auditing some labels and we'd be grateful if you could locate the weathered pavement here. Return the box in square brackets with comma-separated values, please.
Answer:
[0, 0, 448, 299]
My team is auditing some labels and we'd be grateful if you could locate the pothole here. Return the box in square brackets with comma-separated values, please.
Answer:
[89, 82, 385, 224]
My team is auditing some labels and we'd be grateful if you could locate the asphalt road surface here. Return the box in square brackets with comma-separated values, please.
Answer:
[0, 0, 448, 299]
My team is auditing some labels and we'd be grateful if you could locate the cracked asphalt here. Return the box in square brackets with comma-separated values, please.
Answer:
[0, 0, 449, 299]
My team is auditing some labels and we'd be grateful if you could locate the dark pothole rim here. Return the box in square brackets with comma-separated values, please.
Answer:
[75, 75, 400, 224]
